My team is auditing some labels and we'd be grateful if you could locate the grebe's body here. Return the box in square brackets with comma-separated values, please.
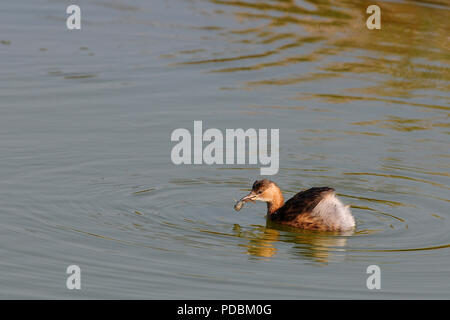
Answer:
[234, 180, 355, 231]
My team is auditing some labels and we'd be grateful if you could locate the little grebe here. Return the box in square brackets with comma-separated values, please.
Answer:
[234, 179, 355, 231]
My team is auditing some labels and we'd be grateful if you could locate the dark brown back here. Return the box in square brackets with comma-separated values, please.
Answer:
[270, 187, 335, 222]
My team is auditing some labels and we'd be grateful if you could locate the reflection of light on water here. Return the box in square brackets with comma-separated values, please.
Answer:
[173, 0, 449, 111]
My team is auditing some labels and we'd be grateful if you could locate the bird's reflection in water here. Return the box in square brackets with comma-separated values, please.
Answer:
[232, 221, 353, 263]
[232, 224, 280, 258]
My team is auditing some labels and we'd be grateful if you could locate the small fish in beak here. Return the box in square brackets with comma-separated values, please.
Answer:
[234, 200, 245, 211]
[234, 191, 257, 211]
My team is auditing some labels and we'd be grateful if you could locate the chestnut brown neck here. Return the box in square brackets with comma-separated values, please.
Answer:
[266, 186, 284, 215]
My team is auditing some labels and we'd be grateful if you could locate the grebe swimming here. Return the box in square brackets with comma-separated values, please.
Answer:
[234, 179, 355, 231]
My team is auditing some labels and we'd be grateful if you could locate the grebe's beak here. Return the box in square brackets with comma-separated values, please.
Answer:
[234, 191, 258, 212]
[239, 191, 258, 203]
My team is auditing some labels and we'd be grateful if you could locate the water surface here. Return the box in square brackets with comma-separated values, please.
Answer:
[0, 0, 449, 298]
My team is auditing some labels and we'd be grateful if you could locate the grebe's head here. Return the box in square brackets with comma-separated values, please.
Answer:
[239, 179, 279, 203]
[234, 179, 284, 213]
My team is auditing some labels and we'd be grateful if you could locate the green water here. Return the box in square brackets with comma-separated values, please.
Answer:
[0, 0, 449, 298]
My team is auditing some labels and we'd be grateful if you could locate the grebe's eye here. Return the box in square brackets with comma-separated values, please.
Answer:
[258, 190, 263, 194]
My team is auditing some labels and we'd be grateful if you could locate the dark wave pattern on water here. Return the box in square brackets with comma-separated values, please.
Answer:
[0, 0, 449, 298]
